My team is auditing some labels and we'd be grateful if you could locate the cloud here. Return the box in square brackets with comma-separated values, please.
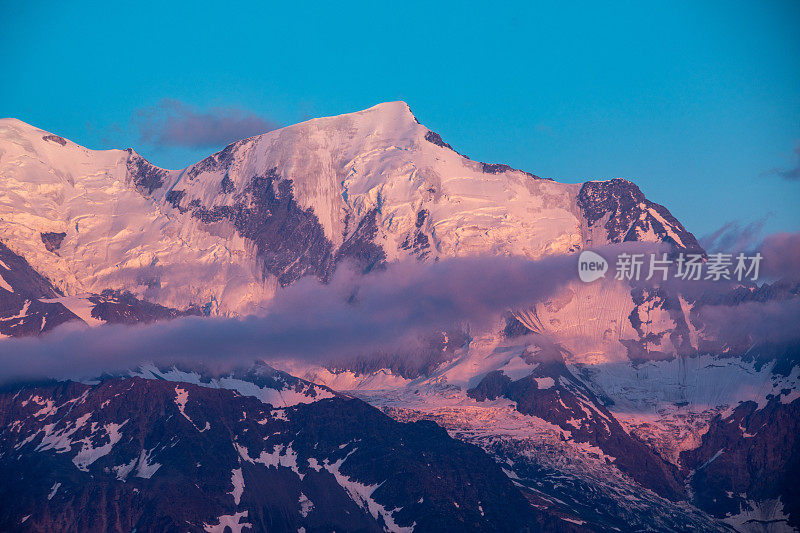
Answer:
[0, 254, 579, 384]
[700, 217, 769, 253]
[759, 232, 800, 282]
[644, 231, 800, 297]
[696, 298, 800, 348]
[658, 232, 800, 355]
[2, 239, 798, 385]
[133, 99, 279, 148]
[767, 143, 800, 181]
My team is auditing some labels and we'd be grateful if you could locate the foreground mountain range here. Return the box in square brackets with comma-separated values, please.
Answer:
[0, 103, 797, 532]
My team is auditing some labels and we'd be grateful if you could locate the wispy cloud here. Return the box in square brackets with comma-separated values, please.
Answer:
[133, 98, 279, 148]
[697, 298, 800, 348]
[766, 143, 800, 181]
[760, 231, 800, 282]
[700, 217, 769, 253]
[699, 228, 800, 282]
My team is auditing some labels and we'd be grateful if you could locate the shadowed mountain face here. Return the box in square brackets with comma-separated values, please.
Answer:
[680, 395, 800, 530]
[0, 240, 78, 336]
[0, 239, 201, 336]
[577, 179, 701, 250]
[0, 376, 587, 533]
[468, 352, 684, 501]
[88, 290, 203, 325]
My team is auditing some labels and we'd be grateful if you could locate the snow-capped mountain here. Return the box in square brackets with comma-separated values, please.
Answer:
[1, 103, 797, 532]
[0, 102, 697, 317]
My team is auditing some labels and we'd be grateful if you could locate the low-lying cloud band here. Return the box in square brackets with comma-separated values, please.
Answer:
[1, 236, 798, 385]
[0, 254, 579, 383]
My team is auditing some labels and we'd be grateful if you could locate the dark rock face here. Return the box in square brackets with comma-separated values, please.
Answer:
[88, 289, 202, 325]
[424, 130, 457, 152]
[680, 395, 800, 529]
[0, 241, 63, 300]
[335, 208, 387, 274]
[186, 138, 253, 181]
[0, 240, 79, 336]
[622, 286, 694, 362]
[479, 162, 547, 180]
[40, 232, 66, 253]
[481, 162, 515, 174]
[0, 377, 586, 532]
[165, 189, 188, 211]
[467, 370, 511, 401]
[502, 313, 535, 338]
[423, 129, 548, 181]
[41, 134, 67, 146]
[577, 179, 701, 250]
[468, 351, 685, 501]
[0, 241, 198, 335]
[175, 168, 386, 286]
[125, 151, 170, 194]
[399, 209, 431, 260]
[220, 173, 234, 194]
[191, 170, 336, 286]
[127, 148, 169, 194]
[480, 162, 549, 180]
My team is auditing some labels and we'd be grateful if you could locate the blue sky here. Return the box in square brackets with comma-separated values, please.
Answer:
[2, 0, 798, 238]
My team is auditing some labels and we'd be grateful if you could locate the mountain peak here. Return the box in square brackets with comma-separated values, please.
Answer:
[358, 100, 417, 120]
[340, 101, 419, 135]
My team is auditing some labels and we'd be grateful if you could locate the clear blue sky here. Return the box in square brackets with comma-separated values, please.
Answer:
[2, 0, 798, 237]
